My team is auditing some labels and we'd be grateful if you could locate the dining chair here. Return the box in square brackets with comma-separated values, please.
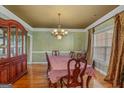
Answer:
[69, 51, 75, 58]
[45, 52, 51, 72]
[60, 58, 88, 88]
[76, 53, 83, 59]
[76, 52, 87, 62]
[52, 50, 60, 56]
[92, 60, 95, 69]
[45, 52, 53, 87]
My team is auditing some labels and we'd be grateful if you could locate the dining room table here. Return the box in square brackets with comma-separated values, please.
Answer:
[47, 55, 95, 87]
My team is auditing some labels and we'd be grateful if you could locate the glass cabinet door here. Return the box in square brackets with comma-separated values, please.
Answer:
[10, 26, 16, 57]
[0, 27, 8, 58]
[18, 29, 22, 55]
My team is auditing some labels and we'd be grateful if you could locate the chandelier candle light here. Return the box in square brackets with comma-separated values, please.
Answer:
[52, 13, 68, 40]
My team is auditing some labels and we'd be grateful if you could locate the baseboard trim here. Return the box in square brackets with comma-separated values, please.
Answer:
[95, 67, 107, 76]
[27, 62, 32, 64]
[31, 62, 47, 64]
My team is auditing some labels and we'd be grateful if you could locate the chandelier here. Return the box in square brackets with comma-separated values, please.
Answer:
[52, 13, 68, 40]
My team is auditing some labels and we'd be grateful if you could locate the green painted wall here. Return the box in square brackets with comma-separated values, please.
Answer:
[32, 53, 46, 62]
[95, 18, 114, 31]
[73, 32, 88, 51]
[32, 32, 87, 51]
[32, 31, 73, 51]
[32, 31, 88, 62]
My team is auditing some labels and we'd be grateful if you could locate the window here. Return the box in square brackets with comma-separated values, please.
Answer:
[94, 27, 113, 74]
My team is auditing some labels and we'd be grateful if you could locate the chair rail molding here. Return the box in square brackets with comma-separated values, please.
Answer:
[32, 50, 83, 54]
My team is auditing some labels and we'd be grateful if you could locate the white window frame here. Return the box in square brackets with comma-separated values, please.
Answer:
[93, 25, 114, 75]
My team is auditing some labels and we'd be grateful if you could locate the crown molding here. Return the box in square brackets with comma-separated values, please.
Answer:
[0, 5, 124, 33]
[31, 28, 85, 32]
[84, 5, 124, 31]
[0, 5, 85, 32]
[0, 5, 33, 31]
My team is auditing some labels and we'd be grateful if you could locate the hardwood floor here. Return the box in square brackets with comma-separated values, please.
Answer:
[13, 64, 48, 88]
[94, 70, 112, 88]
[12, 64, 112, 88]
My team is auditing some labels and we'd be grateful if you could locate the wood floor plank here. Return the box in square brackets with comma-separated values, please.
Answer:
[12, 64, 112, 88]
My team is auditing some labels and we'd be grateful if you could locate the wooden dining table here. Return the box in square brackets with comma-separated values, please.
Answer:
[48, 55, 95, 87]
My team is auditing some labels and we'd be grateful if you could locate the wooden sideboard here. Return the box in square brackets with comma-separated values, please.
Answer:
[0, 55, 27, 84]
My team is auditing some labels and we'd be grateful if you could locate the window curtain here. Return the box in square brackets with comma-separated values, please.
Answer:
[104, 12, 124, 87]
[86, 28, 94, 64]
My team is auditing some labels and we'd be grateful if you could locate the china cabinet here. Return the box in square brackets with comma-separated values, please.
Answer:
[0, 18, 27, 84]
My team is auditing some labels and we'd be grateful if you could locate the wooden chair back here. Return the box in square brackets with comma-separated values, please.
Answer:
[69, 51, 75, 58]
[66, 58, 87, 87]
[52, 50, 60, 56]
[76, 52, 86, 61]
[76, 53, 83, 59]
[45, 52, 51, 71]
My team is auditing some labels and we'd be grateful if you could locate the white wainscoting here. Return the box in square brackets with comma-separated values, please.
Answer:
[31, 50, 82, 64]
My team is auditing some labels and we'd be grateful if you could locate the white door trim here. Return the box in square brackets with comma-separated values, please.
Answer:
[27, 34, 32, 64]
